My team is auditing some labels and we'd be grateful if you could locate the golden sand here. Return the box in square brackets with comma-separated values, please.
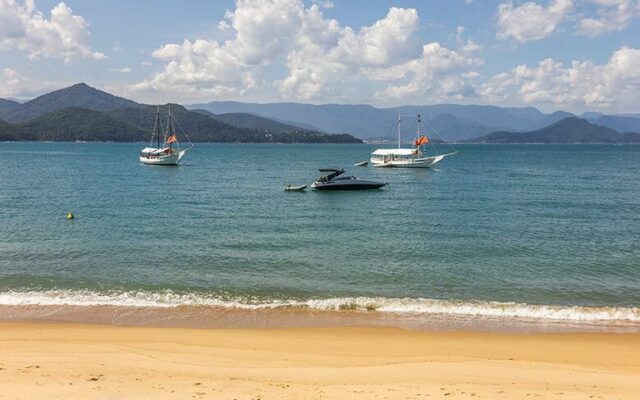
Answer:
[0, 322, 638, 399]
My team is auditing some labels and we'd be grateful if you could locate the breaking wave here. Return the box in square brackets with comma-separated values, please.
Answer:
[0, 289, 638, 322]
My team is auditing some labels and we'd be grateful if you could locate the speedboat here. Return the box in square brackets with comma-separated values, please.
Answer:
[310, 169, 387, 190]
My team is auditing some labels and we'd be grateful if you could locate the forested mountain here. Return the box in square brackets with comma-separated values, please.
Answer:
[466, 117, 640, 143]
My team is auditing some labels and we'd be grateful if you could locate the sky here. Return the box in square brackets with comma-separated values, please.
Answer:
[1, 0, 639, 113]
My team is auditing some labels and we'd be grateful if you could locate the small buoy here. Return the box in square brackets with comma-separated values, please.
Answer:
[66, 212, 74, 220]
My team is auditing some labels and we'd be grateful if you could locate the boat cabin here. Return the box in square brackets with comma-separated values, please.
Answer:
[371, 148, 421, 163]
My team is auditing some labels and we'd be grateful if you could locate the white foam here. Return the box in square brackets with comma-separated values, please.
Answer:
[0, 289, 638, 322]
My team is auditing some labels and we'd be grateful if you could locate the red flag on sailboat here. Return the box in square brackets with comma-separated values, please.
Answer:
[166, 134, 177, 144]
[415, 135, 429, 146]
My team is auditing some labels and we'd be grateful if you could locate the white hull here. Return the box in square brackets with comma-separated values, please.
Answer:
[370, 154, 448, 168]
[139, 149, 187, 165]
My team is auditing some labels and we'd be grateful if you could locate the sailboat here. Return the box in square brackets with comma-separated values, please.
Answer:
[139, 106, 191, 165]
[370, 114, 455, 168]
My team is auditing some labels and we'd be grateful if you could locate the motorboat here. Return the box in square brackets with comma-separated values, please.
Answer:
[310, 169, 387, 190]
[354, 161, 369, 167]
[370, 113, 455, 168]
[140, 105, 192, 165]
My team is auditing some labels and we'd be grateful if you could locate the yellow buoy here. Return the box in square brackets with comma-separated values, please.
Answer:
[66, 212, 74, 220]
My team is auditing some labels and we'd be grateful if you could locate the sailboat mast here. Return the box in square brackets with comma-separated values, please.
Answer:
[168, 105, 172, 150]
[397, 112, 401, 149]
[156, 106, 161, 149]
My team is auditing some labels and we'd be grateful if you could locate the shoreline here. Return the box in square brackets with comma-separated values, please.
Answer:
[1, 321, 639, 399]
[1, 303, 639, 334]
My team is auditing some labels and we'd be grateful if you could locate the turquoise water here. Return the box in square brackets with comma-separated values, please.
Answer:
[0, 143, 639, 323]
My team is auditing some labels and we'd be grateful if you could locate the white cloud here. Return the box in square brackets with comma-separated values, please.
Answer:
[372, 43, 483, 102]
[456, 26, 482, 52]
[0, 0, 105, 63]
[109, 67, 132, 73]
[312, 0, 334, 9]
[496, 0, 573, 42]
[2, 67, 23, 87]
[480, 47, 640, 110]
[577, 0, 640, 37]
[134, 1, 474, 103]
[0, 68, 58, 98]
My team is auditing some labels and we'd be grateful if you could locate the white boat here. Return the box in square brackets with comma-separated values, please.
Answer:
[370, 114, 455, 168]
[139, 106, 191, 166]
[284, 184, 307, 191]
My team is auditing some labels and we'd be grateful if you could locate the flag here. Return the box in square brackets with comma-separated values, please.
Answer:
[415, 135, 429, 146]
[166, 134, 177, 144]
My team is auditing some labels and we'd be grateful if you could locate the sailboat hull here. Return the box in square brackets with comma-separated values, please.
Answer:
[139, 150, 187, 165]
[371, 154, 447, 168]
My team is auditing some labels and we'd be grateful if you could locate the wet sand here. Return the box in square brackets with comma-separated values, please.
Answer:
[1, 321, 639, 399]
[1, 304, 638, 333]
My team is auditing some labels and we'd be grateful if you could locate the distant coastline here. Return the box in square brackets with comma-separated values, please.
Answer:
[3, 83, 640, 144]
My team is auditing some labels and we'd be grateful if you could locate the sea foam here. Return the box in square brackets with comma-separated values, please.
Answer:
[0, 289, 638, 322]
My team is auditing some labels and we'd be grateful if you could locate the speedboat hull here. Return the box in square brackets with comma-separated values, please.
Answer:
[311, 180, 387, 190]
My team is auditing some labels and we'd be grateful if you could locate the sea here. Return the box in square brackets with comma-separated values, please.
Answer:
[1, 142, 639, 332]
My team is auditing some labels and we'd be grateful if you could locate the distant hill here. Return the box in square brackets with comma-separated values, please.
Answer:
[189, 101, 605, 141]
[389, 104, 532, 131]
[531, 111, 575, 130]
[191, 109, 309, 134]
[2, 83, 639, 143]
[427, 113, 498, 141]
[110, 104, 360, 143]
[502, 106, 545, 121]
[466, 117, 640, 143]
[189, 101, 396, 138]
[0, 108, 146, 141]
[0, 104, 362, 143]
[0, 84, 362, 143]
[0, 98, 22, 115]
[0, 83, 142, 123]
[588, 115, 640, 134]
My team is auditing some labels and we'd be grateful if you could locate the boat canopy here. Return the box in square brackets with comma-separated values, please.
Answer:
[372, 148, 417, 156]
[140, 147, 169, 155]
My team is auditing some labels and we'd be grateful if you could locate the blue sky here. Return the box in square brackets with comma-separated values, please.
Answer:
[1, 0, 639, 113]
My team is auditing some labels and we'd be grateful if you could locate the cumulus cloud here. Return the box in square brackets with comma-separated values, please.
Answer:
[496, 0, 573, 42]
[456, 26, 482, 52]
[479, 47, 640, 110]
[134, 0, 477, 103]
[371, 43, 483, 102]
[0, 0, 106, 63]
[1, 68, 23, 88]
[577, 0, 640, 37]
[0, 68, 58, 98]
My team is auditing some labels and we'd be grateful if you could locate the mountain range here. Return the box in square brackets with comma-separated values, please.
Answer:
[0, 84, 361, 143]
[1, 83, 639, 144]
[466, 117, 640, 144]
[189, 101, 640, 142]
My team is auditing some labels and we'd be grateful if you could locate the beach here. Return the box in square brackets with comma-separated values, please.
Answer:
[2, 144, 639, 398]
[1, 321, 639, 400]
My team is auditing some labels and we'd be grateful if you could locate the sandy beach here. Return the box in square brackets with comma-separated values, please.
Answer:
[0, 322, 638, 399]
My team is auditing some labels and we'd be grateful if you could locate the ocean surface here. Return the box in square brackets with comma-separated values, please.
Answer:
[1, 142, 639, 330]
